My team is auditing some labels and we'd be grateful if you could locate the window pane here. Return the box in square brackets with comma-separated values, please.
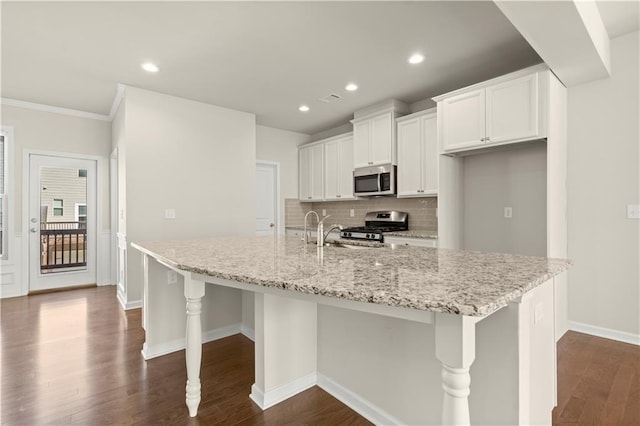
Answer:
[78, 169, 87, 178]
[78, 205, 87, 215]
[53, 199, 63, 208]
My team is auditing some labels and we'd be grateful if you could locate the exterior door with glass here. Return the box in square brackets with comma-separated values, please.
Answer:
[28, 154, 97, 291]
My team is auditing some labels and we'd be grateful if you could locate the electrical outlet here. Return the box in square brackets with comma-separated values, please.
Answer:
[350, 209, 355, 217]
[534, 303, 544, 325]
[164, 209, 176, 219]
[322, 209, 326, 216]
[628, 204, 640, 219]
[504, 207, 513, 218]
[167, 270, 178, 285]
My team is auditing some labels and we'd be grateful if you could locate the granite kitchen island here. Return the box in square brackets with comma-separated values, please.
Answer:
[132, 235, 570, 425]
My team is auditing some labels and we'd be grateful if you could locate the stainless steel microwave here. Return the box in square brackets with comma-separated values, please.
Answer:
[353, 164, 396, 196]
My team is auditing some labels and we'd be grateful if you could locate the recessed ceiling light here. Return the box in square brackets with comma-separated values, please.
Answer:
[408, 54, 425, 65]
[141, 62, 159, 73]
[299, 105, 310, 112]
[345, 83, 358, 92]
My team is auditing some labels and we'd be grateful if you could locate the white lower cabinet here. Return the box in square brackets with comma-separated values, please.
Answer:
[396, 109, 438, 197]
[385, 236, 438, 248]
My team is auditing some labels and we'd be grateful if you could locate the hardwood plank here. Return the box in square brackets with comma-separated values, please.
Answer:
[1, 287, 370, 426]
[2, 287, 639, 425]
[553, 331, 640, 426]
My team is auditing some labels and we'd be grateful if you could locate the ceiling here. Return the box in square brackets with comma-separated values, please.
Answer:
[1, 1, 637, 135]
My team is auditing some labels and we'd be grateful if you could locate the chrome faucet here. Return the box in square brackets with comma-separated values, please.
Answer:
[303, 210, 320, 245]
[316, 215, 333, 248]
[323, 224, 344, 245]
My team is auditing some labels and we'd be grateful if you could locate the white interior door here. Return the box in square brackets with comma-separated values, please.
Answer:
[255, 162, 278, 236]
[29, 154, 97, 291]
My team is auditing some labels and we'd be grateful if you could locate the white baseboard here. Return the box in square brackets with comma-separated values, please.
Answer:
[240, 324, 255, 341]
[141, 323, 242, 360]
[116, 290, 142, 311]
[249, 372, 317, 410]
[317, 373, 404, 426]
[569, 321, 640, 346]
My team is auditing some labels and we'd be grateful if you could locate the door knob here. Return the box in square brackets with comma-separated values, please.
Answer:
[30, 217, 38, 223]
[30, 227, 38, 233]
[269, 223, 275, 228]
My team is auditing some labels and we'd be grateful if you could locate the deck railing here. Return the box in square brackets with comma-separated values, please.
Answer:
[40, 222, 87, 271]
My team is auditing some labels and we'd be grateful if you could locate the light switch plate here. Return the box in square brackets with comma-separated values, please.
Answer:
[350, 209, 355, 217]
[628, 204, 640, 219]
[322, 209, 327, 216]
[504, 207, 513, 218]
[164, 209, 176, 219]
[534, 303, 544, 325]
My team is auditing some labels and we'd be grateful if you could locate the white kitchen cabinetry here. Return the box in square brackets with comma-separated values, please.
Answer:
[352, 100, 408, 167]
[298, 143, 324, 202]
[436, 67, 547, 154]
[385, 235, 438, 248]
[397, 109, 438, 197]
[324, 134, 354, 200]
[353, 112, 395, 167]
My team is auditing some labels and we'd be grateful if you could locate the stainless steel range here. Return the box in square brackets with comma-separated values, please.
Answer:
[340, 211, 408, 242]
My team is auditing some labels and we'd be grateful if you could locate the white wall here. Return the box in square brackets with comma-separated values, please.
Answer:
[1, 105, 111, 232]
[119, 86, 256, 343]
[1, 105, 112, 297]
[256, 124, 310, 233]
[567, 30, 640, 338]
[463, 142, 547, 256]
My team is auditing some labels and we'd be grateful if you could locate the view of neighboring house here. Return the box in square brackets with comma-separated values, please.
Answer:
[40, 168, 87, 227]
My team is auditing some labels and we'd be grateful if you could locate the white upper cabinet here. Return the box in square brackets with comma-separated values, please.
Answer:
[324, 134, 354, 200]
[397, 109, 438, 197]
[486, 73, 539, 144]
[441, 89, 486, 152]
[435, 66, 547, 155]
[299, 146, 311, 201]
[352, 101, 408, 167]
[299, 133, 354, 202]
[298, 143, 323, 202]
[353, 120, 370, 168]
[370, 112, 393, 166]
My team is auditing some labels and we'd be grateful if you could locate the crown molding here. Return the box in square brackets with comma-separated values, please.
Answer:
[108, 83, 126, 120]
[1, 97, 111, 122]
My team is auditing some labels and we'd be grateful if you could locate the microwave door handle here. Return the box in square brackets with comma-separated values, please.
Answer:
[378, 174, 383, 192]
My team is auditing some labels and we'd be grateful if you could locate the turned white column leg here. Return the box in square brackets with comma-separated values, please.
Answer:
[435, 313, 480, 426]
[184, 276, 205, 417]
[441, 364, 472, 425]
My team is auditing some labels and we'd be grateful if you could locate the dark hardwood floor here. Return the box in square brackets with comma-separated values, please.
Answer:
[1, 286, 638, 425]
[553, 330, 640, 425]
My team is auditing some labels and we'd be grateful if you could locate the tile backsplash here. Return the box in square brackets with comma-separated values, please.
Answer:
[285, 197, 437, 232]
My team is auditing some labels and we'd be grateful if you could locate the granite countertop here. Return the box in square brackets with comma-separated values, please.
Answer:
[286, 226, 438, 240]
[132, 236, 570, 317]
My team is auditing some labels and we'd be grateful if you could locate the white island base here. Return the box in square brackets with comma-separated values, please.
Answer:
[139, 255, 559, 425]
